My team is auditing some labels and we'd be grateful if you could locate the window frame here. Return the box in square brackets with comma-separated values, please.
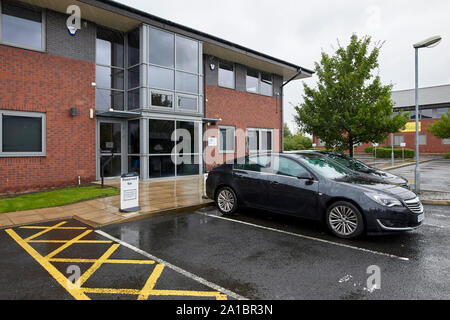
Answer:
[0, 0, 46, 52]
[0, 110, 46, 157]
[245, 69, 273, 97]
[219, 125, 236, 154]
[247, 128, 273, 153]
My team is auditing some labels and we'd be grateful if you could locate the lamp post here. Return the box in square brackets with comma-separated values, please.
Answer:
[413, 36, 442, 194]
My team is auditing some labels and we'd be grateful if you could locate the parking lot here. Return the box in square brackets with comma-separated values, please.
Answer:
[1, 204, 449, 300]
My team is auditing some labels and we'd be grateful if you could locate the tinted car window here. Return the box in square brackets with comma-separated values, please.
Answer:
[327, 153, 370, 171]
[235, 155, 271, 173]
[274, 157, 307, 178]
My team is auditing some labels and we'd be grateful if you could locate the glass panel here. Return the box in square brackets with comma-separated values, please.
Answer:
[1, 0, 42, 49]
[128, 156, 140, 175]
[436, 108, 449, 118]
[100, 156, 121, 177]
[128, 120, 140, 154]
[176, 155, 199, 176]
[247, 130, 259, 152]
[393, 135, 404, 146]
[246, 69, 259, 93]
[96, 27, 124, 67]
[96, 66, 124, 90]
[128, 28, 140, 67]
[151, 93, 173, 108]
[220, 127, 234, 152]
[178, 96, 197, 111]
[266, 131, 272, 151]
[421, 109, 433, 119]
[127, 88, 140, 110]
[128, 65, 140, 89]
[176, 72, 198, 94]
[175, 36, 198, 73]
[148, 66, 174, 90]
[273, 157, 307, 178]
[149, 156, 175, 178]
[176, 121, 198, 154]
[218, 61, 234, 88]
[149, 120, 175, 154]
[100, 123, 121, 153]
[2, 115, 42, 152]
[149, 27, 174, 68]
[260, 72, 273, 96]
[96, 89, 124, 111]
[410, 111, 417, 120]
[419, 134, 427, 145]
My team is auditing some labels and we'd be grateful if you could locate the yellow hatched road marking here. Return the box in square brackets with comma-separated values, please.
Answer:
[138, 264, 165, 300]
[83, 288, 141, 295]
[78, 244, 120, 286]
[5, 229, 90, 300]
[48, 258, 155, 265]
[149, 290, 227, 300]
[45, 230, 93, 259]
[24, 221, 68, 241]
[29, 240, 112, 244]
[20, 226, 87, 230]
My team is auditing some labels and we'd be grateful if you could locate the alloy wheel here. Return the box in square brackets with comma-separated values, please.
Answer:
[328, 205, 359, 237]
[217, 189, 235, 213]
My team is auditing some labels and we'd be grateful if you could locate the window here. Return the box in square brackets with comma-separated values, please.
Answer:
[420, 109, 433, 119]
[0, 0, 44, 50]
[219, 126, 235, 153]
[235, 155, 271, 173]
[149, 120, 175, 154]
[436, 108, 449, 118]
[393, 135, 404, 146]
[246, 69, 273, 96]
[273, 156, 307, 178]
[218, 61, 234, 89]
[96, 27, 125, 111]
[128, 120, 140, 154]
[147, 27, 203, 113]
[260, 72, 273, 96]
[419, 134, 427, 146]
[246, 69, 259, 93]
[443, 139, 450, 145]
[318, 139, 326, 147]
[0, 111, 45, 156]
[247, 128, 273, 153]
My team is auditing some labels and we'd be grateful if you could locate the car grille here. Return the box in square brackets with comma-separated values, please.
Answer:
[404, 197, 424, 214]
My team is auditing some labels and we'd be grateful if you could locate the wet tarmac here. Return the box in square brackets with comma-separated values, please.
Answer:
[1, 204, 449, 300]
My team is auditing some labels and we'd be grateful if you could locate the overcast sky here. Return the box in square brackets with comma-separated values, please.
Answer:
[117, 0, 450, 134]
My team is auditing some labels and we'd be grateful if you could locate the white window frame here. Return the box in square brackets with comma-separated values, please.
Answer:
[0, 110, 46, 157]
[218, 60, 235, 89]
[245, 69, 273, 97]
[176, 93, 199, 113]
[0, 0, 46, 52]
[219, 126, 235, 154]
[247, 128, 273, 153]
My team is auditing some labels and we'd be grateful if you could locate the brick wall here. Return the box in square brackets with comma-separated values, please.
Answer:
[0, 45, 96, 194]
[204, 85, 282, 169]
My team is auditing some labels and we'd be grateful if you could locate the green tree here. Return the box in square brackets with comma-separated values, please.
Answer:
[428, 110, 450, 139]
[284, 132, 312, 151]
[295, 34, 409, 157]
[284, 123, 293, 139]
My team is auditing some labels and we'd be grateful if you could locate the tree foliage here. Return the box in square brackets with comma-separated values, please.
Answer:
[295, 34, 409, 157]
[428, 110, 450, 139]
[283, 123, 312, 151]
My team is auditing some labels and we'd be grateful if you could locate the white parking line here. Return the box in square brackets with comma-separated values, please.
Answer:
[95, 230, 248, 301]
[198, 212, 410, 262]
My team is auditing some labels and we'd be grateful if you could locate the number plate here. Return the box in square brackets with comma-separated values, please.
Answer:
[417, 214, 425, 223]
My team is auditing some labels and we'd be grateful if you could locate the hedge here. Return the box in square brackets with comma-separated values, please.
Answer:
[445, 153, 450, 159]
[364, 147, 415, 159]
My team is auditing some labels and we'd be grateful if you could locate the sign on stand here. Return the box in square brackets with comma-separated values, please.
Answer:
[120, 173, 141, 213]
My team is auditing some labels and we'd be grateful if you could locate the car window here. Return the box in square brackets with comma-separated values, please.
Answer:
[297, 155, 351, 179]
[328, 154, 369, 171]
[234, 155, 271, 173]
[273, 156, 307, 178]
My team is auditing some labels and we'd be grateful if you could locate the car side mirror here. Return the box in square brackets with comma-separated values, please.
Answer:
[297, 171, 313, 181]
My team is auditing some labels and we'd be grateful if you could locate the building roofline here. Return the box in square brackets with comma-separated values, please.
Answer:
[393, 84, 450, 93]
[84, 0, 314, 75]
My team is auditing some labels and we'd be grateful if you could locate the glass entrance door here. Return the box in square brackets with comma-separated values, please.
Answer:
[99, 121, 123, 178]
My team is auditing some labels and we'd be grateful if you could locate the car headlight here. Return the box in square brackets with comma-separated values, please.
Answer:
[365, 192, 403, 208]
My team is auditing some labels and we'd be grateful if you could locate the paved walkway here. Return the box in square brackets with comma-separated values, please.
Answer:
[0, 176, 212, 229]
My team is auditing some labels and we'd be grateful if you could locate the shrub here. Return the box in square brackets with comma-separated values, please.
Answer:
[444, 153, 450, 159]
[365, 147, 414, 159]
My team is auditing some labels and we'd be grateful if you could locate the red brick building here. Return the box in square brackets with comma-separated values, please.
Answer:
[0, 0, 312, 194]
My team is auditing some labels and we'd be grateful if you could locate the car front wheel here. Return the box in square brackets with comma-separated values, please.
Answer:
[326, 201, 364, 239]
[215, 187, 238, 215]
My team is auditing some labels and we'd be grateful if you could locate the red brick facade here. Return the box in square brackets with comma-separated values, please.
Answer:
[204, 85, 282, 169]
[0, 45, 96, 194]
[313, 119, 450, 154]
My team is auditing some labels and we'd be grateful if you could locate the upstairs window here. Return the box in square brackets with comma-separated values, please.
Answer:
[0, 0, 44, 50]
[246, 69, 273, 96]
[218, 61, 235, 89]
[260, 72, 273, 96]
[246, 69, 259, 93]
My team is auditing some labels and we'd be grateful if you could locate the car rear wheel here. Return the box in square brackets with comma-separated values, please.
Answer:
[326, 201, 364, 239]
[215, 187, 238, 215]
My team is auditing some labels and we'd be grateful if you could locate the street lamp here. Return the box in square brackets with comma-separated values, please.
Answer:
[413, 36, 442, 194]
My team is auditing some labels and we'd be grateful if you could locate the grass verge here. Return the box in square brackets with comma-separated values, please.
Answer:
[0, 185, 119, 214]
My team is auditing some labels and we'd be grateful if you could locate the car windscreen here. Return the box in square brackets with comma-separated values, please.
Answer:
[295, 154, 352, 180]
[327, 153, 371, 172]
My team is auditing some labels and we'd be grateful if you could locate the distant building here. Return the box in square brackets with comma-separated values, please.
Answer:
[314, 84, 450, 154]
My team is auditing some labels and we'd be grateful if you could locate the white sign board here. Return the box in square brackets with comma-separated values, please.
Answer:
[312, 143, 317, 148]
[120, 175, 140, 212]
[372, 143, 379, 147]
[400, 143, 406, 148]
[208, 137, 217, 147]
